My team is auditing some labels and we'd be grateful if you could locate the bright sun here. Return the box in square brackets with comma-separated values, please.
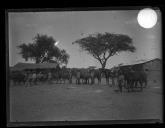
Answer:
[137, 8, 157, 29]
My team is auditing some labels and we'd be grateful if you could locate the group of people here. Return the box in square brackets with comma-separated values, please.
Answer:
[10, 65, 148, 92]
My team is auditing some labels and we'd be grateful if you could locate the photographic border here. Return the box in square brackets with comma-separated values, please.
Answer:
[5, 6, 164, 127]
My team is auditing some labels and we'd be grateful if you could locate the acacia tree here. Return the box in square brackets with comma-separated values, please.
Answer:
[18, 34, 69, 65]
[72, 32, 136, 69]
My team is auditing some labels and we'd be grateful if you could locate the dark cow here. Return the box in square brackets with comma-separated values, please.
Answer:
[36, 71, 44, 83]
[25, 70, 38, 87]
[40, 71, 48, 83]
[44, 70, 53, 84]
[110, 67, 119, 88]
[60, 68, 72, 84]
[102, 69, 112, 85]
[129, 69, 147, 91]
[71, 68, 81, 84]
[71, 68, 92, 85]
[90, 69, 102, 84]
[65, 68, 72, 84]
[131, 65, 148, 88]
[80, 68, 92, 84]
[119, 66, 147, 92]
[52, 68, 62, 84]
[10, 71, 26, 86]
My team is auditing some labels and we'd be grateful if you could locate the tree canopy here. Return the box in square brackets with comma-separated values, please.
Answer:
[18, 34, 69, 65]
[72, 32, 136, 69]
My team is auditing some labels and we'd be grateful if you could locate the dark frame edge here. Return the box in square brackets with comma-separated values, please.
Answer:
[5, 7, 164, 126]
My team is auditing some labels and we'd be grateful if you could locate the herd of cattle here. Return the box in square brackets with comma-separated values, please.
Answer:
[9, 66, 148, 92]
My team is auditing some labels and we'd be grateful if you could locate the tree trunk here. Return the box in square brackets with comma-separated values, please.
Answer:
[101, 62, 107, 84]
[101, 62, 106, 70]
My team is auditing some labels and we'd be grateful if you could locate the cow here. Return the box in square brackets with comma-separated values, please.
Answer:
[52, 68, 62, 84]
[25, 70, 37, 87]
[10, 71, 26, 86]
[90, 69, 102, 85]
[129, 69, 147, 91]
[119, 66, 147, 92]
[38, 71, 47, 83]
[65, 68, 73, 84]
[102, 69, 112, 85]
[79, 68, 92, 84]
[36, 71, 43, 83]
[68, 68, 73, 84]
[70, 68, 81, 84]
[70, 68, 91, 85]
[10, 71, 18, 85]
[25, 71, 32, 87]
[131, 65, 148, 89]
[75, 69, 81, 84]
[60, 68, 72, 84]
[109, 67, 119, 88]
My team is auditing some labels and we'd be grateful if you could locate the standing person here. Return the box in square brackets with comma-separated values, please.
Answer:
[24, 71, 29, 86]
[117, 69, 125, 93]
[68, 68, 72, 84]
[25, 71, 32, 87]
[76, 70, 81, 85]
[48, 71, 52, 84]
[90, 69, 95, 85]
[32, 70, 37, 85]
[111, 67, 118, 88]
[111, 71, 115, 87]
[37, 71, 42, 84]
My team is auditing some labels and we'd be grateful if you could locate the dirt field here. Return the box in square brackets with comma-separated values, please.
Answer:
[9, 80, 163, 122]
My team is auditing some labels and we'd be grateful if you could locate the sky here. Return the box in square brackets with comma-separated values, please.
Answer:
[8, 9, 162, 68]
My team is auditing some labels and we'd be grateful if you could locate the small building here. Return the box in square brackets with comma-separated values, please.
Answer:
[142, 58, 162, 86]
[10, 62, 58, 71]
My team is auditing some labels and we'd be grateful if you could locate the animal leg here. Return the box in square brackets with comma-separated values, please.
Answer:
[140, 81, 143, 91]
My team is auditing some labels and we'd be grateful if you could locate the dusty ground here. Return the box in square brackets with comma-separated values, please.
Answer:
[9, 79, 163, 122]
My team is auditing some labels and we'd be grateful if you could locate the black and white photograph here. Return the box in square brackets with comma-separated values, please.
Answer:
[7, 8, 162, 125]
